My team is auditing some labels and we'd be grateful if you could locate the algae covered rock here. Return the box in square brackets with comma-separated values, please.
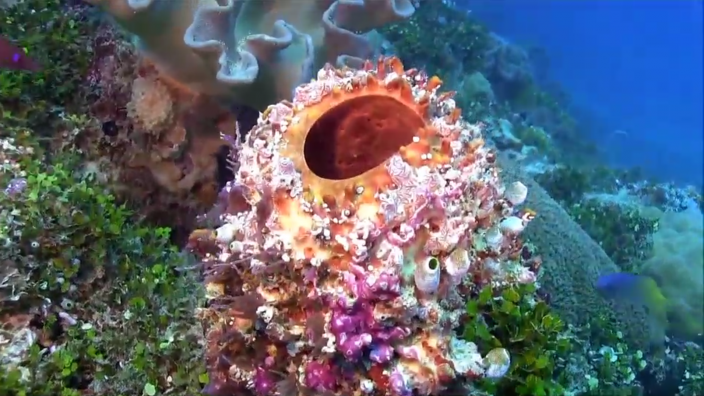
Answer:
[459, 71, 495, 103]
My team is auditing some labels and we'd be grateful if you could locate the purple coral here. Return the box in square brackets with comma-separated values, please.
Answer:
[389, 369, 411, 396]
[345, 268, 401, 301]
[4, 177, 27, 196]
[331, 310, 360, 335]
[369, 344, 395, 364]
[303, 360, 337, 392]
[253, 367, 276, 396]
[395, 345, 422, 360]
[330, 292, 413, 364]
[339, 333, 373, 359]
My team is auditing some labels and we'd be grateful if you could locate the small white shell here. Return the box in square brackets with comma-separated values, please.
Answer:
[215, 223, 238, 244]
[445, 248, 471, 285]
[415, 256, 441, 294]
[483, 348, 511, 379]
[485, 226, 504, 249]
[505, 181, 528, 206]
[499, 216, 525, 234]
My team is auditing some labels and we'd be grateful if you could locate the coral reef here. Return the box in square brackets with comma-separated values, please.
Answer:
[496, 153, 655, 349]
[83, 0, 415, 110]
[2, 1, 699, 396]
[380, 0, 490, 90]
[188, 58, 538, 395]
[0, 120, 206, 395]
[76, 24, 241, 229]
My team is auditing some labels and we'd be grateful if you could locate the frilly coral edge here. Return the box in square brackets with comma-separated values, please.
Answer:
[83, 0, 417, 109]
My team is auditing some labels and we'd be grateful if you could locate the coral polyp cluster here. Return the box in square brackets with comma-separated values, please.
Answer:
[190, 57, 536, 396]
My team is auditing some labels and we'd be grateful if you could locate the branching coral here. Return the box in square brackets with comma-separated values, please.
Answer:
[188, 58, 538, 396]
[82, 0, 416, 110]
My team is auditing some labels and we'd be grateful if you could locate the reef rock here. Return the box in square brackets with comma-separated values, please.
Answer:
[82, 26, 239, 227]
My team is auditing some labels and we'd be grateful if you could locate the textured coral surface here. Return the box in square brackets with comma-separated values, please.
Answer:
[497, 153, 653, 348]
[188, 58, 537, 396]
[83, 25, 239, 227]
[83, 0, 416, 109]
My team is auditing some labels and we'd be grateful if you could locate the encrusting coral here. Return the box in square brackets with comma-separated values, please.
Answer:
[82, 0, 416, 110]
[83, 25, 240, 223]
[187, 57, 539, 396]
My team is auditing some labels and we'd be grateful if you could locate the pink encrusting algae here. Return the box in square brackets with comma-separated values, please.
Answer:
[187, 57, 536, 396]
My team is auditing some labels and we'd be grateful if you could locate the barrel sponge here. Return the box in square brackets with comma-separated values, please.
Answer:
[498, 155, 652, 347]
[82, 0, 415, 110]
[640, 205, 703, 340]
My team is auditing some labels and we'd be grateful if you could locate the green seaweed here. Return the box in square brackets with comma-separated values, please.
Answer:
[379, 0, 491, 81]
[567, 199, 657, 272]
[464, 284, 572, 396]
[463, 284, 658, 396]
[0, 1, 207, 391]
[0, 0, 94, 126]
[0, 119, 206, 395]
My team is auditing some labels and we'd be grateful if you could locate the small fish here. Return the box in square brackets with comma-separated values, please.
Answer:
[595, 272, 668, 340]
[0, 36, 40, 72]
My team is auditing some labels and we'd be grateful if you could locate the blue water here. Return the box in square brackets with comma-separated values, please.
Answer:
[464, 0, 703, 187]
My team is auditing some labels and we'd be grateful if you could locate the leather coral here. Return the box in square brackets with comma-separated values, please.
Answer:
[82, 0, 416, 110]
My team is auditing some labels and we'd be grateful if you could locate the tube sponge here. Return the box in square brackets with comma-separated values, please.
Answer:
[640, 205, 704, 340]
[83, 0, 415, 110]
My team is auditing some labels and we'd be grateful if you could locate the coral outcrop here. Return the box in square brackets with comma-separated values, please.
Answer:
[82, 25, 239, 227]
[497, 153, 653, 348]
[83, 0, 415, 110]
[188, 58, 538, 395]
